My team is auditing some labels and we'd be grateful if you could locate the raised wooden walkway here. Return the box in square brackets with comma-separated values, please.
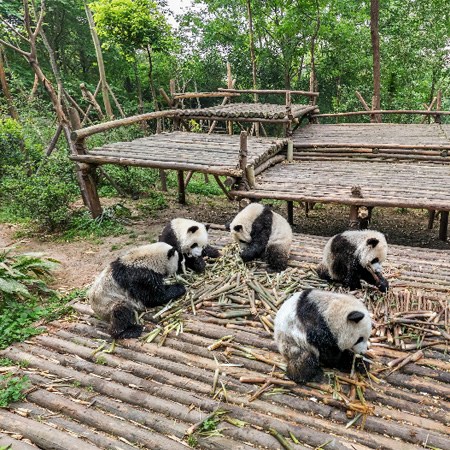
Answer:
[71, 131, 287, 178]
[1, 228, 449, 450]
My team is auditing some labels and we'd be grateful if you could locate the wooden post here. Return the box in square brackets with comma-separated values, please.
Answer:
[68, 107, 102, 218]
[349, 205, 359, 229]
[287, 201, 294, 226]
[287, 140, 294, 162]
[439, 211, 448, 241]
[177, 170, 186, 204]
[227, 63, 233, 135]
[239, 131, 248, 189]
[246, 165, 256, 189]
[435, 90, 442, 124]
[427, 210, 436, 230]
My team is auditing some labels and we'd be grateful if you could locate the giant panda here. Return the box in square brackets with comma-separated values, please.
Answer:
[317, 230, 389, 292]
[274, 289, 372, 383]
[159, 218, 220, 273]
[88, 242, 186, 339]
[226, 203, 292, 272]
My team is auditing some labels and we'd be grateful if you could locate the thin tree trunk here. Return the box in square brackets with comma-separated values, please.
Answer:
[84, 3, 113, 118]
[309, 1, 320, 106]
[370, 0, 381, 123]
[246, 0, 259, 136]
[146, 45, 161, 133]
[0, 46, 19, 120]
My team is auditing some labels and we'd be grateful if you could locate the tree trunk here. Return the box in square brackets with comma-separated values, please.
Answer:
[146, 45, 161, 133]
[246, 0, 259, 136]
[309, 1, 320, 106]
[0, 46, 19, 120]
[370, 0, 381, 123]
[84, 3, 113, 118]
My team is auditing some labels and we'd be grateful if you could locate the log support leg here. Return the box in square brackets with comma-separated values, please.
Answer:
[76, 163, 102, 218]
[177, 170, 186, 204]
[428, 210, 436, 230]
[287, 201, 294, 226]
[349, 205, 359, 229]
[439, 211, 448, 241]
[159, 169, 167, 192]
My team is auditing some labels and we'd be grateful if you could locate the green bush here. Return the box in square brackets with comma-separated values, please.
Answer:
[0, 373, 30, 407]
[1, 154, 79, 231]
[0, 117, 24, 176]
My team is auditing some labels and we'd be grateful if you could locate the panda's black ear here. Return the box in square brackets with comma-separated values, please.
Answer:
[367, 238, 379, 248]
[188, 226, 199, 234]
[234, 225, 243, 232]
[347, 311, 365, 323]
[167, 247, 176, 259]
[205, 224, 211, 231]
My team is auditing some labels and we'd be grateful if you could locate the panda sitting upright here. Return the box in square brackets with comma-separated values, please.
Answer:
[317, 230, 389, 292]
[159, 218, 220, 273]
[274, 289, 372, 383]
[88, 242, 186, 339]
[227, 203, 293, 272]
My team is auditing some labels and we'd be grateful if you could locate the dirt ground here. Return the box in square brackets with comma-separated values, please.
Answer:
[1, 194, 449, 292]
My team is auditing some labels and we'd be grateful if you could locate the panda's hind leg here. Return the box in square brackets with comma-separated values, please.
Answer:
[266, 244, 289, 272]
[109, 303, 143, 339]
[286, 349, 322, 383]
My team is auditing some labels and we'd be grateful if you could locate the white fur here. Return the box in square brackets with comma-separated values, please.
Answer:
[322, 230, 388, 279]
[229, 203, 293, 254]
[171, 218, 209, 256]
[275, 290, 372, 357]
[88, 242, 179, 322]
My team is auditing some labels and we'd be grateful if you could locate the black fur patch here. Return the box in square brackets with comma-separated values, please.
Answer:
[159, 223, 179, 251]
[188, 225, 199, 233]
[185, 255, 206, 273]
[348, 311, 365, 323]
[109, 303, 143, 339]
[367, 238, 379, 247]
[202, 245, 221, 259]
[329, 234, 384, 290]
[111, 259, 185, 307]
[296, 289, 355, 373]
[240, 206, 273, 262]
[266, 244, 288, 272]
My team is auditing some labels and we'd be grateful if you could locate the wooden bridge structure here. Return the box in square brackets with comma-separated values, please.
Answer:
[68, 89, 450, 239]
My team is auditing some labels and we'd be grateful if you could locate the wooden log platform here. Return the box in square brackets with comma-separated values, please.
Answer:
[70, 131, 287, 177]
[1, 228, 449, 449]
[177, 103, 318, 122]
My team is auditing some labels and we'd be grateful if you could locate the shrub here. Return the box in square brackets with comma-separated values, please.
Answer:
[1, 154, 79, 231]
[0, 373, 30, 407]
[0, 117, 24, 176]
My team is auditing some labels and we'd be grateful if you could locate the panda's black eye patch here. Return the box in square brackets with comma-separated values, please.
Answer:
[191, 243, 198, 249]
[355, 337, 364, 345]
[371, 258, 379, 264]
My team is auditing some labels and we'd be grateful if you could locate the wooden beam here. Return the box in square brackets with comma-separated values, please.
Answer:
[312, 109, 450, 118]
[218, 88, 319, 97]
[172, 92, 239, 99]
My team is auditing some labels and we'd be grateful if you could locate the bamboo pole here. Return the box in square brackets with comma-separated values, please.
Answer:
[218, 88, 319, 97]
[312, 109, 450, 118]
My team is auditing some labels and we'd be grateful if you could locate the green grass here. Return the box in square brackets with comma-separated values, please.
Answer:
[0, 372, 30, 408]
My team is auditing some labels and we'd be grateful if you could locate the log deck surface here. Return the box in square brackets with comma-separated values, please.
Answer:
[232, 123, 450, 211]
[1, 228, 449, 450]
[177, 103, 318, 121]
[70, 131, 287, 177]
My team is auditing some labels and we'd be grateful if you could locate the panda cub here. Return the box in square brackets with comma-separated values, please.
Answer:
[88, 242, 186, 339]
[317, 230, 389, 292]
[274, 289, 372, 383]
[159, 218, 220, 273]
[227, 203, 293, 272]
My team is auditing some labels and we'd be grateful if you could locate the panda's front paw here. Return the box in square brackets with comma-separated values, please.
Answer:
[355, 357, 371, 374]
[377, 276, 389, 293]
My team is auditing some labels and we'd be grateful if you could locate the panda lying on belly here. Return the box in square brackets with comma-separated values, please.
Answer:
[317, 230, 389, 292]
[88, 242, 186, 339]
[274, 289, 372, 383]
[227, 203, 293, 272]
[159, 218, 220, 273]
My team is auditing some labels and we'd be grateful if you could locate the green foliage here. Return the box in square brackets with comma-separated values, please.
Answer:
[62, 207, 127, 241]
[0, 373, 30, 408]
[1, 154, 79, 231]
[0, 118, 24, 176]
[136, 191, 168, 215]
[0, 251, 72, 350]
[90, 0, 173, 56]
